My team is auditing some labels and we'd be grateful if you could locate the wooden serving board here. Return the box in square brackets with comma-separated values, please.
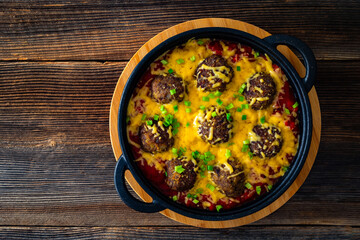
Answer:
[109, 18, 321, 228]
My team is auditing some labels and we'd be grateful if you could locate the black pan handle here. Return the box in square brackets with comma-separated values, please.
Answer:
[263, 34, 317, 93]
[114, 155, 165, 213]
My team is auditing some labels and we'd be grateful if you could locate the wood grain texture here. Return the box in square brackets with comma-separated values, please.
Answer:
[0, 0, 359, 61]
[0, 61, 359, 227]
[0, 226, 358, 239]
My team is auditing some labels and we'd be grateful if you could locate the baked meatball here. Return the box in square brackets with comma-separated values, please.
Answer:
[139, 118, 174, 153]
[151, 74, 185, 103]
[165, 157, 197, 191]
[197, 106, 233, 145]
[195, 55, 234, 92]
[249, 124, 283, 158]
[211, 157, 246, 197]
[243, 72, 277, 110]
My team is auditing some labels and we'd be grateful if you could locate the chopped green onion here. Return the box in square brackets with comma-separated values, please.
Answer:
[236, 66, 241, 71]
[175, 165, 185, 174]
[216, 98, 223, 106]
[186, 122, 190, 127]
[239, 83, 246, 94]
[200, 165, 206, 171]
[173, 105, 178, 113]
[184, 101, 191, 106]
[292, 102, 299, 108]
[226, 103, 234, 110]
[211, 112, 217, 117]
[141, 114, 147, 121]
[267, 185, 273, 191]
[243, 139, 250, 144]
[245, 182, 252, 189]
[193, 199, 199, 204]
[170, 89, 176, 95]
[172, 128, 179, 135]
[186, 108, 191, 113]
[192, 150, 200, 159]
[216, 205, 223, 212]
[190, 55, 196, 62]
[161, 59, 168, 65]
[202, 96, 209, 102]
[187, 193, 192, 198]
[239, 96, 245, 101]
[214, 91, 222, 97]
[284, 108, 290, 115]
[176, 58, 185, 64]
[228, 142, 235, 146]
[199, 105, 206, 110]
[282, 166, 289, 172]
[172, 195, 178, 201]
[173, 121, 180, 128]
[196, 188, 203, 194]
[256, 186, 261, 195]
[126, 116, 130, 123]
[254, 52, 260, 58]
[160, 105, 165, 111]
[226, 113, 231, 121]
[207, 165, 213, 171]
[197, 40, 204, 45]
[168, 68, 174, 74]
[207, 93, 215, 99]
[241, 144, 249, 152]
[165, 171, 167, 177]
[241, 104, 249, 109]
[242, 114, 247, 120]
[200, 172, 206, 178]
[260, 116, 266, 124]
[248, 151, 254, 159]
[153, 114, 159, 121]
[236, 107, 242, 112]
[225, 149, 231, 158]
[206, 183, 215, 191]
[172, 148, 178, 154]
[146, 120, 153, 126]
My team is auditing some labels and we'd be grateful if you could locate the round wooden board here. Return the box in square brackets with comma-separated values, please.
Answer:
[109, 18, 321, 228]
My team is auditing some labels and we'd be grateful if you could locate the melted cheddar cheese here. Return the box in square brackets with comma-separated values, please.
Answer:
[127, 39, 299, 207]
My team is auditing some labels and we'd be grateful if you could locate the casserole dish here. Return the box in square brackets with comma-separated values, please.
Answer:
[114, 27, 316, 221]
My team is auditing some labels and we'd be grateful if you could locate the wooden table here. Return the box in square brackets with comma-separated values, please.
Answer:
[0, 1, 359, 238]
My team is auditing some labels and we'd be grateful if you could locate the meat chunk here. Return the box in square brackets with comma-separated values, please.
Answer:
[249, 124, 283, 158]
[151, 74, 185, 103]
[165, 157, 197, 191]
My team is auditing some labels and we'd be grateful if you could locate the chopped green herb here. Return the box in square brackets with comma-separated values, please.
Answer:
[260, 116, 266, 124]
[241, 144, 249, 152]
[186, 122, 190, 127]
[193, 199, 199, 204]
[226, 103, 234, 110]
[160, 105, 165, 111]
[225, 149, 231, 158]
[242, 114, 247, 120]
[241, 104, 249, 109]
[175, 165, 185, 174]
[190, 55, 196, 62]
[126, 116, 130, 123]
[248, 151, 254, 159]
[214, 91, 222, 97]
[245, 182, 252, 189]
[254, 52, 260, 58]
[172, 148, 178, 155]
[256, 186, 261, 195]
[236, 107, 242, 112]
[186, 108, 191, 113]
[267, 185, 273, 191]
[216, 205, 223, 212]
[172, 195, 178, 201]
[207, 93, 215, 99]
[176, 58, 185, 64]
[200, 172, 206, 178]
[206, 183, 215, 191]
[153, 114, 159, 121]
[236, 66, 241, 71]
[168, 68, 174, 74]
[292, 102, 299, 108]
[216, 98, 223, 106]
[146, 120, 153, 126]
[228, 142, 235, 146]
[239, 96, 245, 101]
[211, 112, 217, 117]
[196, 188, 203, 194]
[202, 96, 209, 102]
[173, 105, 178, 113]
[172, 128, 179, 135]
[161, 59, 168, 65]
[200, 165, 206, 171]
[226, 113, 231, 121]
[170, 89, 176, 95]
[192, 150, 200, 159]
[243, 139, 250, 144]
[282, 166, 289, 172]
[187, 193, 192, 198]
[165, 171, 167, 177]
[184, 101, 191, 106]
[141, 114, 147, 121]
[239, 83, 246, 94]
[207, 165, 213, 171]
[199, 105, 206, 110]
[284, 108, 290, 115]
[197, 40, 204, 45]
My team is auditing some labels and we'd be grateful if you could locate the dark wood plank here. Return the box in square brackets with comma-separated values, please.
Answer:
[0, 226, 357, 239]
[0, 0, 359, 61]
[0, 61, 359, 227]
